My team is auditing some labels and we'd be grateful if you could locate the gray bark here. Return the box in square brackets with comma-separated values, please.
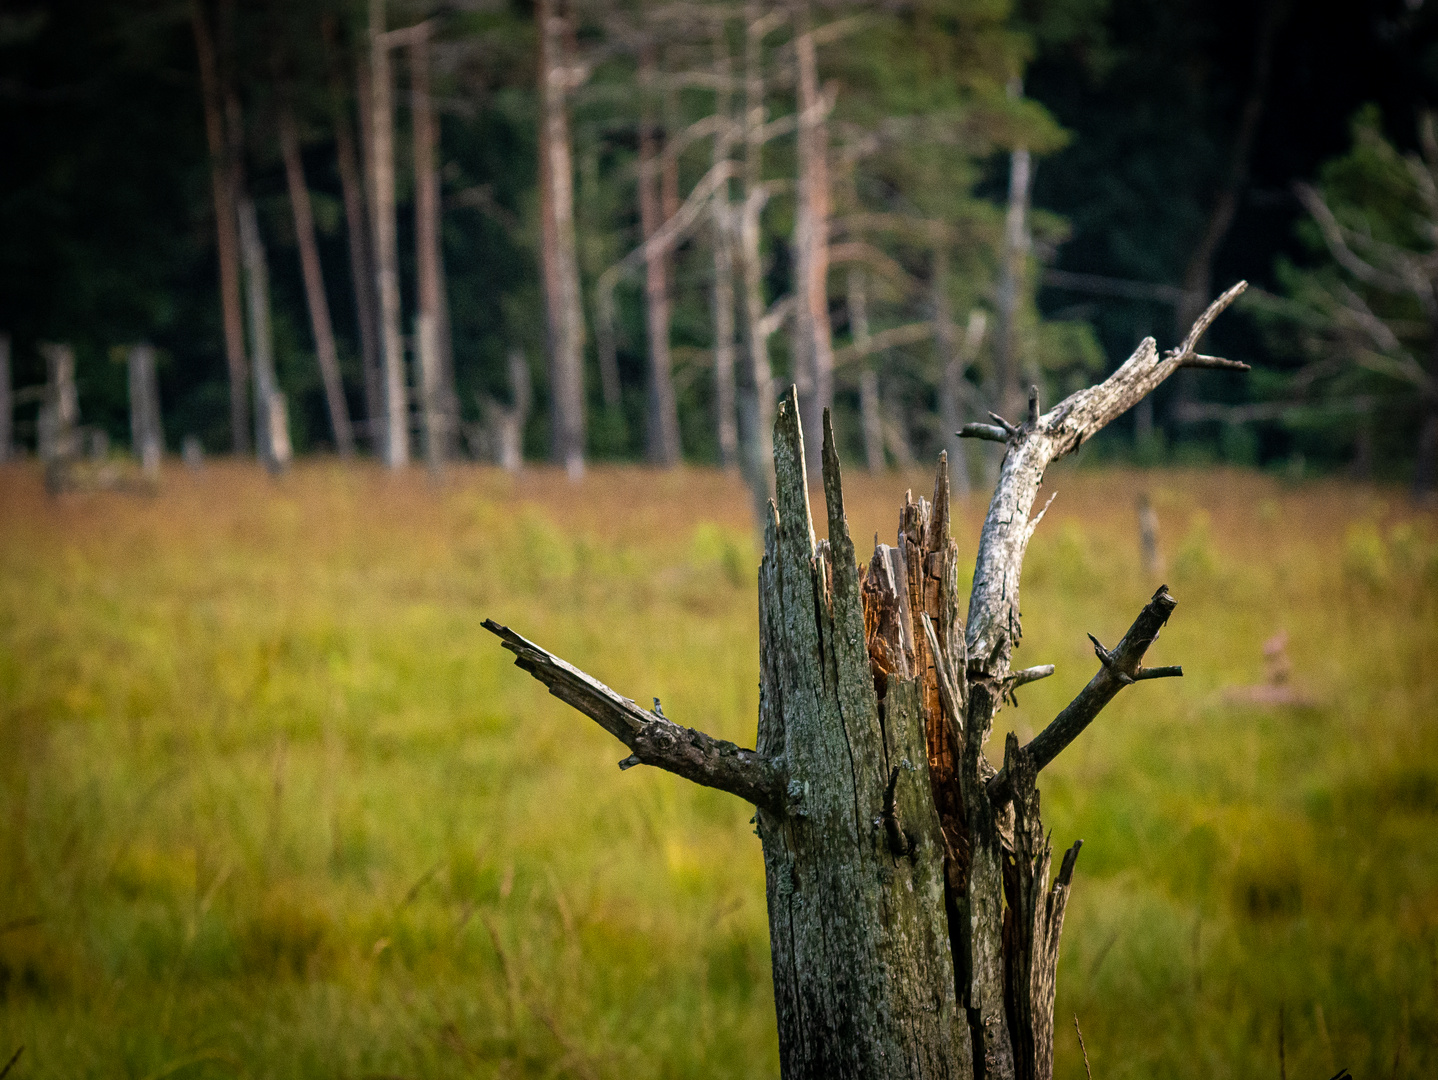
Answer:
[846, 268, 883, 473]
[487, 283, 1249, 1079]
[711, 19, 740, 470]
[236, 197, 291, 472]
[992, 78, 1031, 424]
[128, 343, 164, 477]
[341, 56, 384, 442]
[411, 26, 456, 469]
[368, 0, 409, 469]
[638, 50, 682, 468]
[538, 0, 587, 479]
[278, 106, 356, 458]
[791, 1, 834, 480]
[0, 332, 11, 462]
[735, 0, 777, 523]
[38, 343, 80, 469]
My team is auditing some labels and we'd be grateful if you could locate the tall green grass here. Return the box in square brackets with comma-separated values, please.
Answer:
[1, 461, 1435, 1079]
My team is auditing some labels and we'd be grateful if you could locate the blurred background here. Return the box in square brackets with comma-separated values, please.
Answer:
[2, 1, 1438, 1078]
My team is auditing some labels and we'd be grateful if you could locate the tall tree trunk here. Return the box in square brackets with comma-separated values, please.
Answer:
[0, 332, 11, 462]
[190, 0, 250, 454]
[846, 268, 883, 473]
[410, 25, 455, 469]
[278, 105, 356, 458]
[128, 343, 164, 477]
[537, 0, 587, 479]
[237, 197, 291, 472]
[791, 0, 833, 480]
[735, 0, 776, 521]
[932, 242, 971, 498]
[485, 284, 1248, 1080]
[638, 50, 681, 468]
[368, 0, 409, 468]
[992, 80, 1031, 426]
[331, 52, 383, 449]
[711, 19, 740, 469]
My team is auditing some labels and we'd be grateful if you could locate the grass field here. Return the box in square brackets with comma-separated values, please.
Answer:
[1, 457, 1436, 1080]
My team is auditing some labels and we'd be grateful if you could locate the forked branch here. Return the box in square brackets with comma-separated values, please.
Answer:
[481, 620, 785, 810]
[986, 585, 1180, 808]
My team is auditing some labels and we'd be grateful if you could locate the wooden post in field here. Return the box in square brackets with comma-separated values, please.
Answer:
[0, 332, 11, 463]
[128, 344, 164, 478]
[1137, 492, 1163, 576]
[486, 283, 1251, 1079]
[38, 343, 81, 492]
[368, 0, 409, 469]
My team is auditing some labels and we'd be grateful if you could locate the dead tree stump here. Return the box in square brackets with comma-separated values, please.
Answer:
[485, 282, 1249, 1079]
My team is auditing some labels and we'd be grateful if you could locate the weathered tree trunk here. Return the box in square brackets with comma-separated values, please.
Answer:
[791, 0, 834, 480]
[38, 343, 81, 490]
[735, 0, 777, 521]
[0, 332, 11, 463]
[486, 282, 1247, 1078]
[537, 0, 587, 479]
[845, 268, 883, 473]
[190, 0, 250, 455]
[992, 119, 1031, 426]
[410, 25, 456, 469]
[278, 105, 356, 458]
[331, 52, 383, 450]
[638, 49, 682, 468]
[236, 197, 291, 472]
[711, 20, 740, 470]
[128, 343, 164, 478]
[368, 0, 409, 469]
[931, 242, 973, 499]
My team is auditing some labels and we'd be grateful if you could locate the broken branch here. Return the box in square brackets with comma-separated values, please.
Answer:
[481, 620, 785, 810]
[986, 585, 1180, 808]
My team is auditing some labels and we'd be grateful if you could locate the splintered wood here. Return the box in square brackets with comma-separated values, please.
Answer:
[859, 455, 969, 894]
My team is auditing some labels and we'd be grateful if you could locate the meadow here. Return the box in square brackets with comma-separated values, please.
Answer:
[1, 456, 1436, 1080]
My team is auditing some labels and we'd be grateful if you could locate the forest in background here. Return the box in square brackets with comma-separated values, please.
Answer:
[2, 0, 1437, 490]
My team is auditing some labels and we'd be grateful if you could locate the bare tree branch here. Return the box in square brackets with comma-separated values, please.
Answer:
[986, 585, 1180, 808]
[482, 620, 785, 810]
[965, 281, 1248, 671]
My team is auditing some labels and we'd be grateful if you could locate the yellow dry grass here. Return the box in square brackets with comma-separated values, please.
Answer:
[0, 457, 1435, 1079]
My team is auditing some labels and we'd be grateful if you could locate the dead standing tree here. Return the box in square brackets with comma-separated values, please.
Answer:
[485, 281, 1248, 1079]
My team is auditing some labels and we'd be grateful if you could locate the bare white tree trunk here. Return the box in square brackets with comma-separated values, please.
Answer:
[279, 106, 356, 458]
[368, 0, 409, 468]
[846, 268, 883, 473]
[735, 0, 777, 521]
[410, 25, 456, 469]
[538, 0, 587, 479]
[38, 343, 80, 464]
[128, 343, 164, 478]
[791, 0, 834, 480]
[236, 197, 291, 472]
[711, 19, 739, 469]
[932, 243, 972, 498]
[638, 49, 681, 468]
[992, 79, 1032, 424]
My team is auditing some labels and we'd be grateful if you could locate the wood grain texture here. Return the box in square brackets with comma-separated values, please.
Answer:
[756, 391, 966, 1079]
